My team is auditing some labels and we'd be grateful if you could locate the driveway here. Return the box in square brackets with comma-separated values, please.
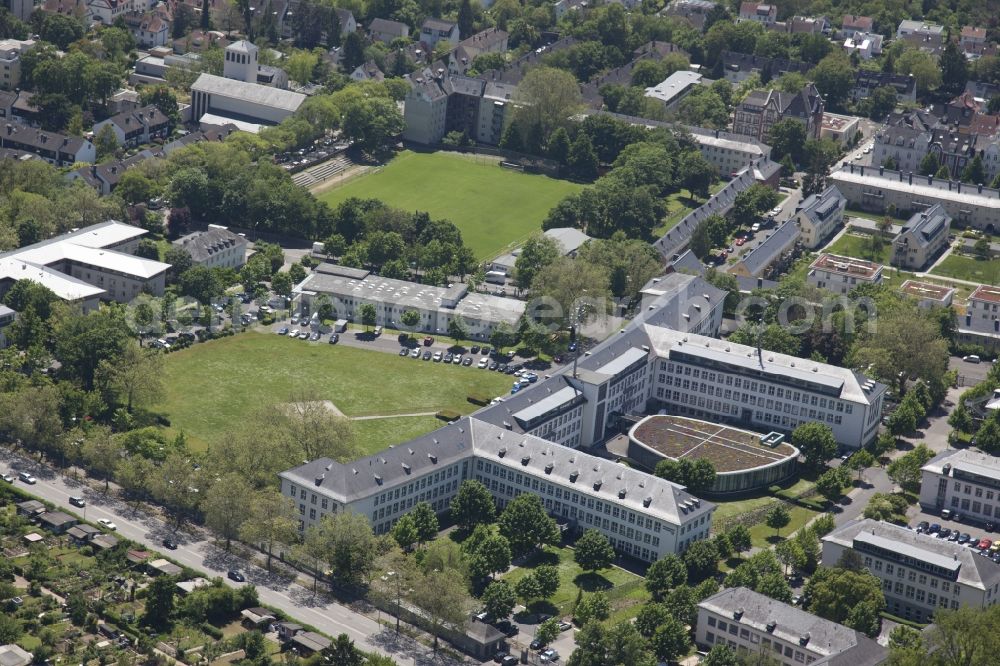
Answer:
[2, 450, 464, 666]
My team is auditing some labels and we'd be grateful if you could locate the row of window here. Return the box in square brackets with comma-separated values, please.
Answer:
[705, 616, 817, 665]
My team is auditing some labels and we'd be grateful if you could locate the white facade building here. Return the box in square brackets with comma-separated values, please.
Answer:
[920, 449, 1000, 528]
[794, 185, 846, 249]
[822, 519, 1000, 623]
[644, 71, 702, 111]
[696, 587, 888, 665]
[173, 225, 247, 270]
[190, 73, 305, 131]
[807, 253, 883, 295]
[280, 418, 715, 561]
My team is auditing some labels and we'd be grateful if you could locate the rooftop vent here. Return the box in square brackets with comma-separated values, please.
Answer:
[734, 608, 744, 620]
[314, 474, 324, 486]
[643, 496, 652, 507]
[498, 447, 506, 458]
[766, 621, 776, 633]
[401, 463, 411, 474]
[374, 474, 383, 485]
[427, 453, 437, 464]
[594, 479, 603, 490]
[799, 633, 810, 646]
[569, 470, 579, 483]
[544, 462, 554, 474]
[618, 488, 626, 499]
[521, 455, 531, 466]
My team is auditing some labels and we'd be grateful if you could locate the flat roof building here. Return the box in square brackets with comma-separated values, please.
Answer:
[644, 70, 702, 110]
[807, 253, 883, 295]
[822, 519, 1000, 623]
[696, 587, 888, 665]
[899, 280, 955, 309]
[190, 73, 305, 132]
[920, 448, 1000, 528]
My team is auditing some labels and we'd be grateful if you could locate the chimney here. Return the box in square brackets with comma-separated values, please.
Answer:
[909, 172, 912, 185]
[879, 166, 883, 175]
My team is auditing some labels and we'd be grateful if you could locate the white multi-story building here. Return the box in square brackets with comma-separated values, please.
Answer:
[173, 225, 247, 270]
[644, 71, 703, 111]
[646, 326, 885, 449]
[958, 285, 1000, 350]
[921, 449, 1000, 528]
[0, 39, 33, 91]
[279, 417, 715, 562]
[696, 587, 889, 666]
[794, 185, 846, 249]
[684, 125, 770, 177]
[807, 253, 883, 295]
[822, 519, 1000, 623]
[892, 204, 950, 270]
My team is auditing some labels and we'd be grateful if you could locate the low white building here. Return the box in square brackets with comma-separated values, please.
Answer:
[794, 185, 846, 249]
[844, 31, 883, 60]
[644, 71, 702, 111]
[0, 39, 33, 91]
[696, 587, 888, 665]
[899, 280, 955, 309]
[820, 113, 860, 147]
[920, 449, 1000, 528]
[489, 227, 591, 276]
[807, 253, 883, 295]
[173, 225, 247, 270]
[190, 73, 305, 132]
[959, 284, 1000, 350]
[822, 519, 1000, 623]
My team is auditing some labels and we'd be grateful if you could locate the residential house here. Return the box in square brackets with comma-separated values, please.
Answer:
[961, 26, 988, 58]
[124, 11, 169, 48]
[173, 225, 248, 269]
[66, 524, 102, 544]
[730, 219, 800, 279]
[0, 122, 96, 166]
[16, 500, 46, 517]
[0, 90, 14, 119]
[720, 51, 810, 85]
[892, 204, 951, 270]
[696, 587, 889, 665]
[807, 253, 883, 295]
[332, 8, 356, 36]
[844, 31, 883, 60]
[959, 284, 1000, 348]
[899, 280, 955, 309]
[738, 2, 776, 25]
[732, 83, 824, 142]
[350, 60, 384, 82]
[67, 160, 130, 194]
[786, 16, 826, 34]
[871, 111, 934, 173]
[403, 69, 514, 146]
[661, 0, 718, 31]
[0, 645, 33, 666]
[173, 29, 230, 54]
[821, 113, 860, 146]
[447, 27, 507, 76]
[928, 128, 978, 177]
[822, 518, 1000, 623]
[89, 0, 129, 24]
[794, 185, 846, 249]
[841, 14, 873, 38]
[92, 105, 171, 149]
[41, 0, 92, 23]
[851, 71, 917, 105]
[419, 18, 459, 49]
[0, 39, 34, 91]
[368, 18, 409, 44]
[643, 70, 702, 111]
[38, 511, 78, 534]
[897, 20, 945, 41]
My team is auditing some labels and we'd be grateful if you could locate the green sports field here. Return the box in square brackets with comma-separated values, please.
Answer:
[317, 151, 585, 260]
[155, 332, 513, 455]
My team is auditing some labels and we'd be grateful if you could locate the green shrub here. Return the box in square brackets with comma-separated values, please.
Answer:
[436, 410, 461, 422]
[201, 623, 224, 640]
[467, 393, 490, 406]
[768, 485, 783, 495]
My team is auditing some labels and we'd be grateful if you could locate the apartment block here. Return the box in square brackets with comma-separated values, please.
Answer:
[732, 84, 824, 143]
[807, 253, 883, 295]
[794, 185, 846, 249]
[892, 204, 950, 270]
[958, 284, 1000, 349]
[822, 519, 1000, 623]
[920, 449, 1000, 527]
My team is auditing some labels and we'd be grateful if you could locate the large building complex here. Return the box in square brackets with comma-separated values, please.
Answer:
[292, 263, 525, 341]
[696, 587, 888, 666]
[920, 449, 1000, 526]
[280, 417, 715, 562]
[0, 221, 169, 309]
[822, 519, 1000, 623]
[830, 164, 1000, 231]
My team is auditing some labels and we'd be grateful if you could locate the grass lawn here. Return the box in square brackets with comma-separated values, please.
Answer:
[503, 545, 649, 626]
[652, 181, 727, 239]
[351, 415, 446, 454]
[845, 207, 908, 224]
[824, 233, 892, 265]
[930, 253, 1000, 283]
[155, 332, 513, 454]
[316, 151, 585, 261]
[747, 505, 821, 549]
[711, 478, 816, 529]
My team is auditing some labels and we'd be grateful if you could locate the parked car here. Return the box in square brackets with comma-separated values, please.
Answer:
[452, 355, 463, 364]
[298, 332, 309, 340]
[422, 351, 432, 360]
[478, 358, 489, 369]
[558, 621, 573, 632]
[1, 474, 13, 483]
[18, 472, 36, 484]
[443, 353, 453, 363]
[69, 496, 86, 508]
[433, 351, 443, 362]
[399, 348, 409, 356]
[928, 523, 941, 534]
[288, 329, 300, 337]
[980, 539, 994, 550]
[938, 528, 952, 539]
[964, 355, 982, 363]
[530, 639, 544, 650]
[410, 349, 420, 358]
[493, 650, 509, 663]
[471, 345, 481, 354]
[329, 333, 340, 344]
[227, 570, 245, 582]
[948, 531, 960, 541]
[162, 538, 177, 550]
[494, 620, 518, 637]
[462, 357, 473, 366]
[423, 336, 435, 346]
[501, 657, 518, 666]
[309, 332, 320, 341]
[97, 519, 117, 531]
[541, 649, 560, 662]
[916, 521, 929, 533]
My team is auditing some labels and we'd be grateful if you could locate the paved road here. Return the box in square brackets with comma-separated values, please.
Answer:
[2, 451, 462, 666]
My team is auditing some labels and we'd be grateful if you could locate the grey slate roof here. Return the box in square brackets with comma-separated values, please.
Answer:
[823, 519, 1000, 592]
[421, 17, 456, 32]
[173, 226, 247, 263]
[721, 51, 810, 77]
[736, 219, 800, 277]
[698, 587, 888, 666]
[369, 18, 409, 38]
[899, 204, 950, 248]
[796, 185, 845, 225]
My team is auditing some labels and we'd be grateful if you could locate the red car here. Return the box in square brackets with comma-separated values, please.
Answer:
[979, 538, 993, 550]
[735, 237, 746, 246]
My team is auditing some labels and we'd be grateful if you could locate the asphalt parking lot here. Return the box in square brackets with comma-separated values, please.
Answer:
[951, 355, 993, 387]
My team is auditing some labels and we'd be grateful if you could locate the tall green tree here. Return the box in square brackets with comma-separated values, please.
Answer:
[574, 529, 615, 571]
[498, 494, 560, 557]
[450, 480, 496, 532]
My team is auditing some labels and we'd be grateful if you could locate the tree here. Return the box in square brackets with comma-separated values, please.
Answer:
[341, 31, 365, 71]
[410, 501, 438, 545]
[498, 494, 560, 557]
[805, 566, 884, 636]
[359, 303, 377, 331]
[116, 170, 158, 206]
[767, 118, 808, 164]
[400, 309, 420, 329]
[574, 529, 615, 572]
[651, 616, 690, 663]
[940, 38, 969, 97]
[962, 154, 986, 185]
[391, 514, 419, 550]
[548, 127, 571, 164]
[409, 568, 473, 650]
[457, 0, 474, 39]
[567, 132, 599, 181]
[847, 449, 875, 482]
[202, 473, 253, 550]
[450, 480, 496, 532]
[179, 265, 223, 305]
[679, 153, 716, 199]
[469, 533, 512, 580]
[512, 66, 583, 141]
[896, 50, 942, 94]
[536, 617, 560, 647]
[94, 124, 120, 160]
[277, 393, 358, 462]
[645, 554, 687, 601]
[809, 53, 854, 111]
[702, 645, 740, 666]
[53, 307, 131, 391]
[766, 504, 791, 538]
[682, 539, 719, 580]
[866, 85, 898, 121]
[575, 592, 611, 625]
[816, 468, 847, 503]
[531, 257, 610, 329]
[919, 152, 940, 176]
[533, 564, 560, 599]
[887, 444, 934, 493]
[775, 539, 806, 577]
[314, 511, 381, 586]
[727, 525, 752, 559]
[97, 342, 164, 412]
[514, 233, 560, 291]
[489, 321, 519, 355]
[142, 576, 176, 628]
[653, 458, 717, 493]
[239, 488, 298, 570]
[80, 426, 120, 491]
[791, 422, 837, 471]
[341, 96, 405, 156]
[40, 13, 84, 49]
[481, 580, 516, 620]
